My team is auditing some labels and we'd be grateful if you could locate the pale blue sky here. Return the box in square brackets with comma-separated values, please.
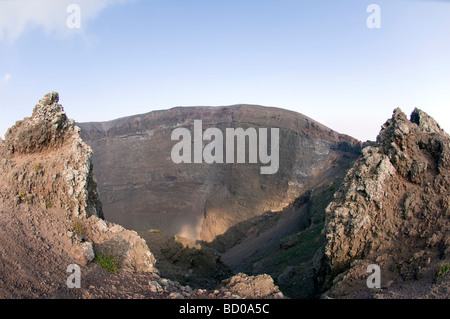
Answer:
[1, 0, 449, 141]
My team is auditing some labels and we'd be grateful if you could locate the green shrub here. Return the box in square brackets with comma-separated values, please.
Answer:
[437, 263, 450, 278]
[96, 253, 120, 274]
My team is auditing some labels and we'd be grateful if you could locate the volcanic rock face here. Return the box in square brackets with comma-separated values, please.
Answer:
[0, 92, 157, 283]
[78, 105, 362, 247]
[3, 92, 102, 218]
[315, 108, 450, 298]
[0, 92, 287, 299]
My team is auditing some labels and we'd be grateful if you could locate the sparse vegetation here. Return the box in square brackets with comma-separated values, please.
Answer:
[149, 229, 161, 234]
[33, 162, 42, 173]
[96, 253, 120, 274]
[72, 220, 87, 236]
[18, 191, 30, 204]
[45, 200, 52, 209]
[436, 263, 450, 278]
[328, 181, 335, 191]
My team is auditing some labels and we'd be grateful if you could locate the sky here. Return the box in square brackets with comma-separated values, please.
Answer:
[0, 0, 449, 142]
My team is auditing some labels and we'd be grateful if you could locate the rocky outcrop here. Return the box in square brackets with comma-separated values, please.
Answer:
[5, 92, 71, 154]
[220, 273, 284, 299]
[70, 216, 157, 272]
[315, 108, 450, 298]
[0, 92, 157, 274]
[3, 92, 102, 218]
[78, 105, 362, 250]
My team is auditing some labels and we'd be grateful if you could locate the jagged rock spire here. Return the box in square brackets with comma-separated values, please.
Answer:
[315, 107, 450, 297]
[5, 91, 74, 154]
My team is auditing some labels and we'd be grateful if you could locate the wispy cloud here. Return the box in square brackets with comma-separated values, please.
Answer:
[1, 73, 11, 84]
[0, 0, 133, 42]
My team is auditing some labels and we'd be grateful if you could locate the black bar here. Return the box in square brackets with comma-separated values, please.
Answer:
[0, 298, 448, 318]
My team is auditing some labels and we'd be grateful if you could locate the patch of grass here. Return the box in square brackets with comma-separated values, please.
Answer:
[275, 224, 325, 267]
[96, 253, 120, 274]
[436, 263, 450, 278]
[72, 220, 87, 236]
[18, 191, 30, 204]
[45, 200, 52, 209]
[33, 162, 42, 173]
